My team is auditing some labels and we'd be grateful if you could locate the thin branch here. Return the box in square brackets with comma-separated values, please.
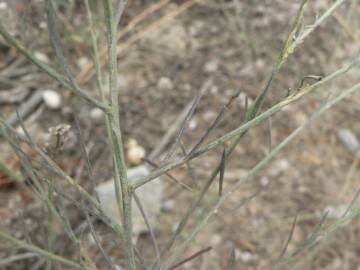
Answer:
[143, 158, 192, 192]
[278, 216, 298, 261]
[218, 149, 226, 197]
[0, 231, 82, 268]
[168, 246, 212, 270]
[0, 253, 38, 267]
[133, 192, 161, 265]
[165, 79, 212, 159]
[227, 248, 236, 270]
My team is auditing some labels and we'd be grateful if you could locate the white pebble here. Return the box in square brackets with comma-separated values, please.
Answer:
[34, 51, 49, 63]
[39, 21, 47, 29]
[126, 139, 146, 166]
[90, 108, 104, 123]
[269, 159, 290, 176]
[338, 129, 359, 153]
[77, 57, 90, 69]
[157, 77, 174, 90]
[238, 251, 257, 263]
[188, 119, 198, 130]
[238, 92, 254, 108]
[210, 234, 222, 246]
[0, 2, 8, 10]
[204, 60, 219, 73]
[42, 90, 62, 110]
[161, 199, 175, 212]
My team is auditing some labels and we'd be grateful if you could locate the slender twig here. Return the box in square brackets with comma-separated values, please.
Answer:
[227, 248, 236, 270]
[0, 231, 82, 268]
[133, 193, 161, 265]
[0, 253, 38, 267]
[168, 246, 212, 270]
[143, 158, 192, 191]
[218, 149, 226, 197]
[83, 205, 115, 269]
[165, 79, 212, 159]
[277, 216, 298, 262]
[188, 90, 239, 157]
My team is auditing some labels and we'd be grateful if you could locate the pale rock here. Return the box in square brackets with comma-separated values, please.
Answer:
[16, 126, 25, 136]
[238, 92, 253, 108]
[96, 165, 163, 238]
[203, 110, 217, 122]
[77, 57, 90, 69]
[42, 90, 62, 110]
[157, 77, 174, 91]
[260, 176, 269, 186]
[114, 265, 124, 270]
[39, 21, 47, 29]
[324, 205, 348, 219]
[126, 139, 146, 166]
[268, 159, 290, 176]
[87, 232, 96, 245]
[34, 51, 49, 63]
[188, 119, 197, 130]
[204, 60, 219, 73]
[161, 199, 175, 212]
[149, 24, 188, 53]
[237, 251, 258, 263]
[210, 85, 219, 95]
[188, 20, 205, 36]
[90, 108, 103, 123]
[338, 129, 359, 153]
[117, 75, 128, 90]
[0, 2, 8, 10]
[210, 234, 222, 246]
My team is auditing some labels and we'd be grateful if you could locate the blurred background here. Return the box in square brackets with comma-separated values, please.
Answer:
[0, 0, 359, 269]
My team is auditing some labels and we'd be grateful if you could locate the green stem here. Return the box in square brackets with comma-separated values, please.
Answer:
[105, 1, 135, 269]
[0, 231, 82, 268]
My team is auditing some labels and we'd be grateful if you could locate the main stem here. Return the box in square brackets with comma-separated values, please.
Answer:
[105, 1, 136, 269]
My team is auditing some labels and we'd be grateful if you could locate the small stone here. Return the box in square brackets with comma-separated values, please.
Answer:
[16, 126, 25, 136]
[188, 119, 197, 130]
[204, 60, 219, 73]
[210, 85, 219, 95]
[96, 165, 163, 238]
[260, 176, 269, 186]
[203, 110, 217, 121]
[161, 199, 175, 212]
[0, 2, 8, 10]
[90, 108, 104, 123]
[114, 265, 124, 270]
[157, 77, 174, 91]
[325, 205, 348, 219]
[126, 139, 146, 166]
[210, 234, 222, 246]
[77, 57, 90, 69]
[238, 92, 254, 108]
[237, 251, 257, 263]
[338, 129, 359, 153]
[39, 21, 47, 29]
[34, 51, 49, 63]
[268, 159, 290, 176]
[117, 75, 129, 90]
[42, 90, 62, 109]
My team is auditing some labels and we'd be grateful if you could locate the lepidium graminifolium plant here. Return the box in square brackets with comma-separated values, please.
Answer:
[0, 0, 359, 269]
